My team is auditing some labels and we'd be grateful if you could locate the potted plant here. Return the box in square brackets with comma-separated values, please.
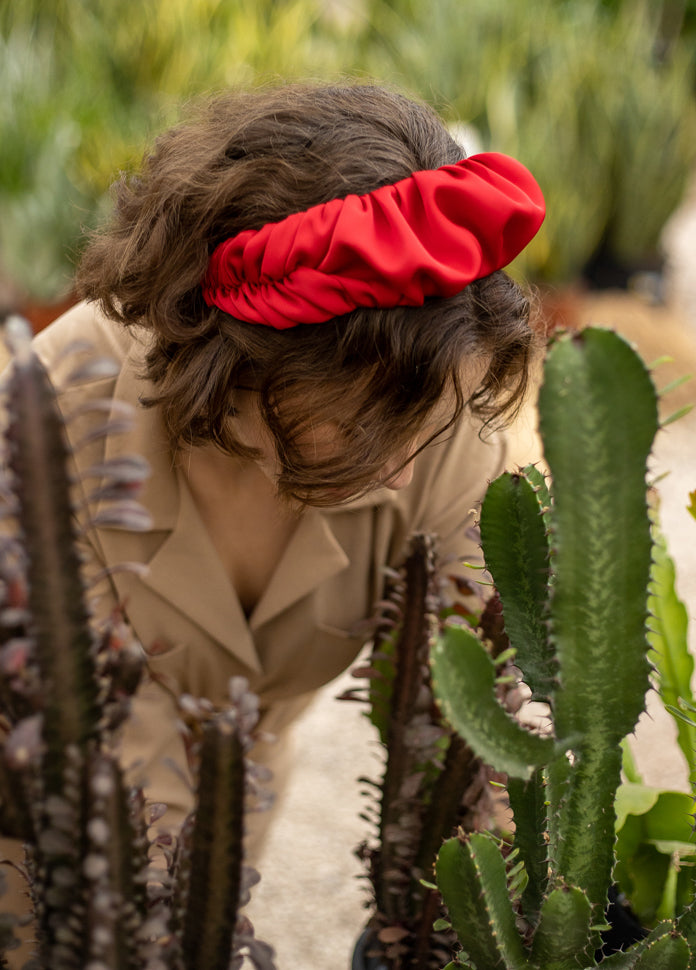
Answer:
[342, 532, 509, 970]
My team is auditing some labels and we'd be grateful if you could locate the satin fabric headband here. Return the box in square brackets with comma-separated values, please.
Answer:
[202, 151, 545, 330]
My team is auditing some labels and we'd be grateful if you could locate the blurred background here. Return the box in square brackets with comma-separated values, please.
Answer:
[1, 0, 696, 312]
[2, 3, 696, 967]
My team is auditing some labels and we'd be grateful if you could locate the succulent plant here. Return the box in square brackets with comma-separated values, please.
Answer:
[346, 533, 516, 970]
[430, 327, 696, 968]
[0, 316, 275, 970]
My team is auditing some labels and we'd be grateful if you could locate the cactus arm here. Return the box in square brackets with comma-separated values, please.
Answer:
[507, 770, 549, 921]
[413, 733, 479, 882]
[590, 918, 675, 969]
[675, 903, 696, 968]
[522, 464, 552, 518]
[373, 534, 440, 922]
[180, 717, 245, 970]
[5, 333, 101, 792]
[435, 833, 530, 970]
[547, 741, 623, 927]
[83, 752, 147, 970]
[629, 932, 691, 969]
[479, 472, 554, 702]
[431, 625, 553, 780]
[539, 329, 656, 750]
[598, 952, 641, 969]
[528, 884, 594, 969]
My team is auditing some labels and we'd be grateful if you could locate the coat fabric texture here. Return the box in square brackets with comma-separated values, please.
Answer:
[24, 300, 507, 854]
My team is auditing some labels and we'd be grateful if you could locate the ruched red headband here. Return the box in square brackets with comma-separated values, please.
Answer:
[202, 152, 545, 329]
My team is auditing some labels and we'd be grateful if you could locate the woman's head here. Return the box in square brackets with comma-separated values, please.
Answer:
[77, 83, 540, 505]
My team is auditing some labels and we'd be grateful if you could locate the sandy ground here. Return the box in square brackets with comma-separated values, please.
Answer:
[246, 238, 696, 965]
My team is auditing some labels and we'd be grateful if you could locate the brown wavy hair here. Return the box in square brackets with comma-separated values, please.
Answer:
[77, 83, 539, 505]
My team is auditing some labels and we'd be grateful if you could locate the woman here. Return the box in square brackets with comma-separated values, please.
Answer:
[31, 82, 544, 855]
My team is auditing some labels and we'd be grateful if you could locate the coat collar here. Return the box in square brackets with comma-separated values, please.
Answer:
[94, 345, 356, 670]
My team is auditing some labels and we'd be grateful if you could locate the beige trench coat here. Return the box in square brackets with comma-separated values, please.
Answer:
[15, 301, 506, 853]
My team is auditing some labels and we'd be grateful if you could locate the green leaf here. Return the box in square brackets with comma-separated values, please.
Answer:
[432, 626, 554, 780]
[436, 834, 530, 970]
[661, 404, 693, 427]
[530, 884, 594, 969]
[614, 789, 696, 926]
[479, 472, 554, 702]
[659, 374, 692, 398]
[651, 840, 696, 857]
[615, 784, 662, 832]
[622, 787, 696, 851]
[648, 531, 696, 787]
[655, 853, 679, 923]
[615, 837, 670, 929]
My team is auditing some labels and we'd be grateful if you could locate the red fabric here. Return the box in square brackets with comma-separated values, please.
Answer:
[202, 152, 545, 329]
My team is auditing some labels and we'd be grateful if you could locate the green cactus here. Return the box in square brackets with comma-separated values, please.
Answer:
[431, 328, 696, 967]
[0, 317, 275, 970]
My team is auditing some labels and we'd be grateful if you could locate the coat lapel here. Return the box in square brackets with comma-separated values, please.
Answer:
[91, 346, 357, 672]
[249, 509, 349, 631]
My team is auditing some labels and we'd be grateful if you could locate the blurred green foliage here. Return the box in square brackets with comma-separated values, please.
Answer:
[1, 0, 695, 299]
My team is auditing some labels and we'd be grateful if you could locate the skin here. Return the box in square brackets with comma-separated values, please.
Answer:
[178, 392, 418, 617]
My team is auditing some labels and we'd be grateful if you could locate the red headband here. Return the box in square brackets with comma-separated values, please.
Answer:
[202, 152, 545, 329]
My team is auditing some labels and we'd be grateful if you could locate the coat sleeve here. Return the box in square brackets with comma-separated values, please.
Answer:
[403, 417, 509, 597]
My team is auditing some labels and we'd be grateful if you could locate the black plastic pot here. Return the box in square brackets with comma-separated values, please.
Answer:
[595, 886, 648, 960]
[352, 887, 648, 969]
[351, 928, 389, 970]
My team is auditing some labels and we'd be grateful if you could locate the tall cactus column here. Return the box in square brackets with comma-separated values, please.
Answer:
[540, 329, 656, 917]
[431, 328, 668, 970]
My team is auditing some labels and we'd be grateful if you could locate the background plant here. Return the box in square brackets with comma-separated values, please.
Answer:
[0, 0, 342, 301]
[360, 0, 696, 283]
[2, 0, 695, 301]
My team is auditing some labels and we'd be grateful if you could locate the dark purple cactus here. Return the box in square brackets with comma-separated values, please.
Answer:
[0, 317, 275, 970]
[346, 533, 496, 970]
